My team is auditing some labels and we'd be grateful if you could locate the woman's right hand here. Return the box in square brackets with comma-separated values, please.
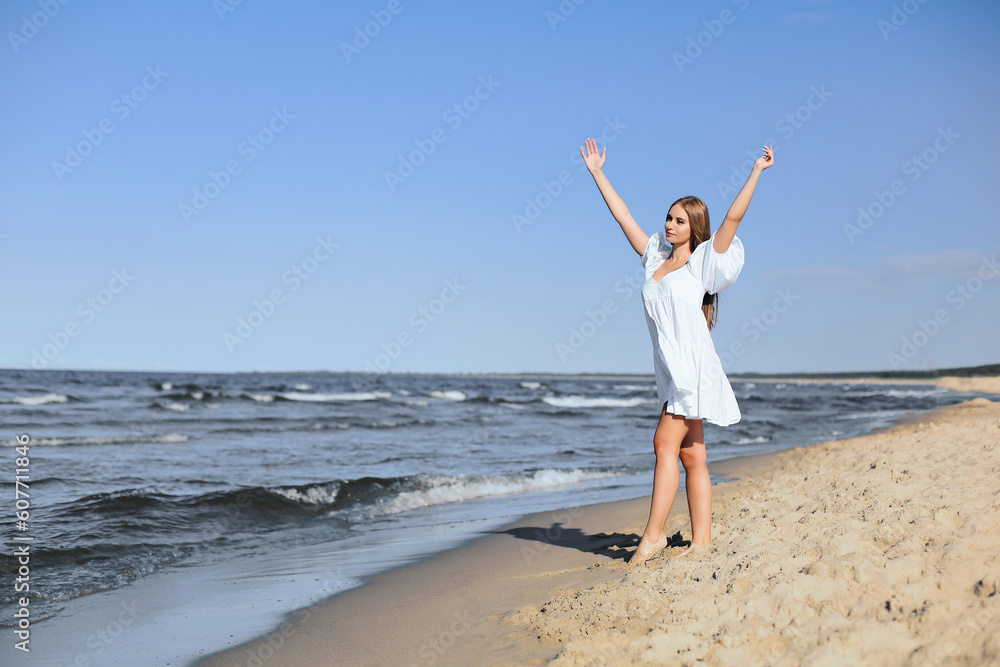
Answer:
[580, 137, 606, 173]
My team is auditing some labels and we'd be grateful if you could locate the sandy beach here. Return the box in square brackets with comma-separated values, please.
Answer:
[198, 394, 1000, 666]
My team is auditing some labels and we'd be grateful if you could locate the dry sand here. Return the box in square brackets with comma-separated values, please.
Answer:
[506, 396, 1000, 666]
[932, 376, 1000, 394]
[198, 396, 1000, 666]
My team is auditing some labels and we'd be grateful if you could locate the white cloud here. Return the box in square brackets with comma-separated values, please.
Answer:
[771, 247, 995, 285]
[870, 247, 987, 281]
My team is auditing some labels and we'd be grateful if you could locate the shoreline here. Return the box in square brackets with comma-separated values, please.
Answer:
[190, 455, 783, 666]
[193, 491, 681, 666]
[195, 394, 1000, 666]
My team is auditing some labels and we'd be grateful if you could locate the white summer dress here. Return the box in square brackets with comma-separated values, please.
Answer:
[641, 231, 745, 426]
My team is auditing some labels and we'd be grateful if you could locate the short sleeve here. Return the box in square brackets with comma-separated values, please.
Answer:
[687, 234, 744, 294]
[641, 232, 670, 275]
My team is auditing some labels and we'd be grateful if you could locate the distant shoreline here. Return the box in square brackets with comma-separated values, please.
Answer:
[731, 374, 1000, 395]
[3, 363, 998, 381]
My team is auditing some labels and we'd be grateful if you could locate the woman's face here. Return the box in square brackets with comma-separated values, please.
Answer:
[664, 204, 691, 248]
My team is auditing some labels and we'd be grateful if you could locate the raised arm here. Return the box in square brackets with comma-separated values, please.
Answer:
[580, 138, 649, 256]
[714, 145, 774, 253]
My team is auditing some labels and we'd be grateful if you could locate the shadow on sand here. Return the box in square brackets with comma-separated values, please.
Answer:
[492, 523, 691, 563]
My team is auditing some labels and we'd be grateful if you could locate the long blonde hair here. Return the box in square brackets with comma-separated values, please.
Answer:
[669, 196, 718, 330]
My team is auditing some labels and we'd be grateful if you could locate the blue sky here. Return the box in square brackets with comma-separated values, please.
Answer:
[1, 0, 997, 375]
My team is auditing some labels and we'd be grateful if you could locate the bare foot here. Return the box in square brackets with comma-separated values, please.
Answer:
[673, 542, 711, 559]
[623, 533, 668, 570]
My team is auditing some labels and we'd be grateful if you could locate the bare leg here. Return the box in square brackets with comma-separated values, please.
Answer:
[624, 410, 689, 569]
[676, 420, 711, 557]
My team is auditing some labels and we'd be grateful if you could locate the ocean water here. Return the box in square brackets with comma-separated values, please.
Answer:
[0, 369, 982, 665]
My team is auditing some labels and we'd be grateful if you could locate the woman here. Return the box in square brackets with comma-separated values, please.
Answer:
[579, 138, 774, 568]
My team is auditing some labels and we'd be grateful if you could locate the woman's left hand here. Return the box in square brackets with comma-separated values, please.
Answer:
[755, 145, 774, 171]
